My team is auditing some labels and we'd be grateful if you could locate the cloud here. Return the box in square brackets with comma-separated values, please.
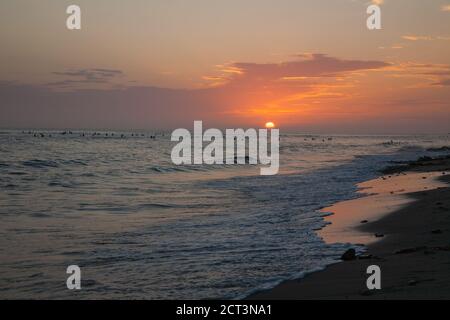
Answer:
[402, 35, 433, 41]
[380, 61, 450, 91]
[211, 54, 389, 87]
[48, 68, 124, 88]
[378, 44, 405, 50]
[402, 35, 450, 41]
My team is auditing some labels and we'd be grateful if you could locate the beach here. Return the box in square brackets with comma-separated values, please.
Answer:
[249, 155, 450, 299]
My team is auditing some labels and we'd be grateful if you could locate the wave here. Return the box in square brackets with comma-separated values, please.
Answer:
[148, 165, 213, 173]
[149, 166, 190, 173]
[22, 159, 88, 169]
[60, 159, 88, 166]
[397, 145, 425, 152]
[8, 171, 27, 175]
[22, 159, 59, 168]
[137, 202, 213, 210]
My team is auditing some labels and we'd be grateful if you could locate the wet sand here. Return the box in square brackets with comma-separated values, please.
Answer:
[249, 156, 450, 299]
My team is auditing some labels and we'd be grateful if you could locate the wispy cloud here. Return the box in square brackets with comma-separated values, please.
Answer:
[381, 61, 450, 89]
[48, 68, 124, 88]
[402, 35, 450, 41]
[402, 35, 433, 41]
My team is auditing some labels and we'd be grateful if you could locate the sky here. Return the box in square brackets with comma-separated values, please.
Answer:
[1, 0, 450, 133]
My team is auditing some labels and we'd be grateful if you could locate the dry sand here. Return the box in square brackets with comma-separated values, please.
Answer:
[249, 156, 450, 299]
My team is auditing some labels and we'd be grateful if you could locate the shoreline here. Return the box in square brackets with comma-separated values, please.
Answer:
[248, 155, 450, 299]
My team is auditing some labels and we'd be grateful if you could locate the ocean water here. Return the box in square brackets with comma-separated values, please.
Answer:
[0, 130, 449, 299]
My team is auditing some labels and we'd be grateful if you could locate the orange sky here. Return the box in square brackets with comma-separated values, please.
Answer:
[0, 0, 449, 133]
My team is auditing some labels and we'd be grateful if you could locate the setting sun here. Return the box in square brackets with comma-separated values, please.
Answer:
[265, 122, 275, 129]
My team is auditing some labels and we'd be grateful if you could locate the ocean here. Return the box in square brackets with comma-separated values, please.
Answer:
[0, 130, 448, 299]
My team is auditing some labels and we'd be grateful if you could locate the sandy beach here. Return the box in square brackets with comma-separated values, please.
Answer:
[249, 155, 450, 299]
